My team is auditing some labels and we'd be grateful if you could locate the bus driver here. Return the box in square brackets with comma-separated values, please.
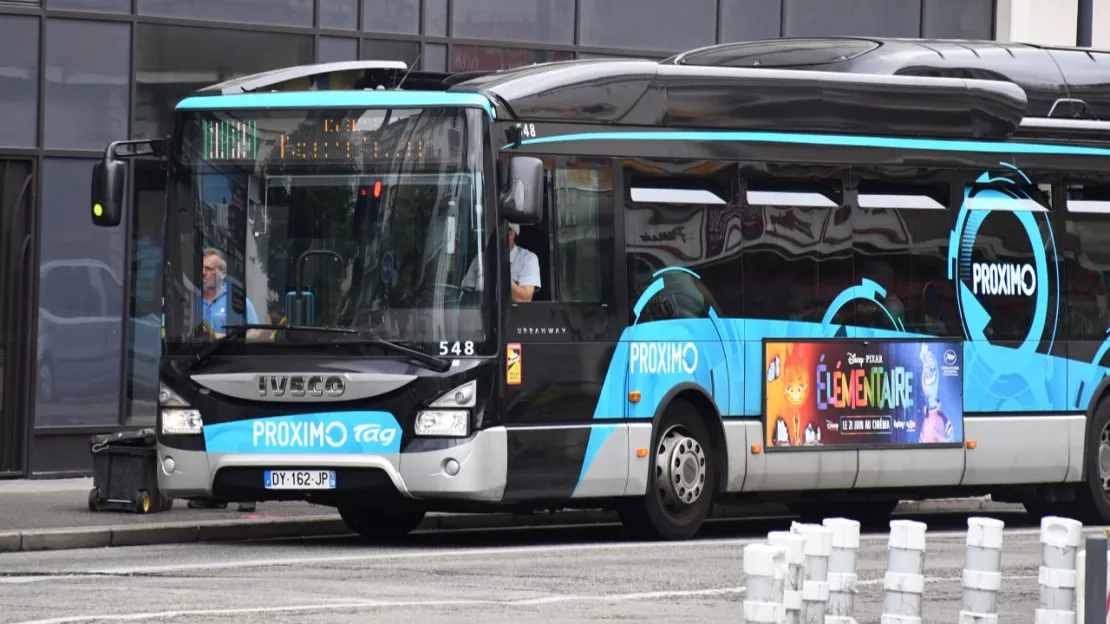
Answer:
[461, 222, 541, 302]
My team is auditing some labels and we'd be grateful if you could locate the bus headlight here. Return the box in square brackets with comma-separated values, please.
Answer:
[429, 380, 476, 408]
[161, 409, 203, 435]
[414, 410, 469, 437]
[159, 382, 190, 407]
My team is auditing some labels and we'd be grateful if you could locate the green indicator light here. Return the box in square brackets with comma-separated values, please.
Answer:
[93, 203, 103, 217]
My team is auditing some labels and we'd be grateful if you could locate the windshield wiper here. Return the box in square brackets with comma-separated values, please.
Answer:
[180, 323, 452, 374]
[180, 324, 357, 373]
[331, 331, 453, 373]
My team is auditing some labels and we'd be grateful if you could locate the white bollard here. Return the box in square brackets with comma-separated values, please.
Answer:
[823, 517, 861, 624]
[744, 543, 788, 624]
[881, 519, 928, 624]
[958, 516, 1005, 624]
[1035, 516, 1083, 624]
[790, 522, 833, 624]
[768, 531, 807, 624]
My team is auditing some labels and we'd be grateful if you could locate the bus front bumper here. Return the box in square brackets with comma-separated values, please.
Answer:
[155, 426, 509, 504]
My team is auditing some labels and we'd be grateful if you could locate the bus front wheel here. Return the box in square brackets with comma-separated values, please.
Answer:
[619, 400, 716, 541]
[338, 501, 427, 542]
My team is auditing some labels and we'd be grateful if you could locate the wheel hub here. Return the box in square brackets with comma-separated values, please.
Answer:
[655, 427, 706, 509]
[1099, 425, 1110, 492]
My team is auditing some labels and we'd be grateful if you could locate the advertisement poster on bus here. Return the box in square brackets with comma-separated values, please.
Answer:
[763, 339, 963, 450]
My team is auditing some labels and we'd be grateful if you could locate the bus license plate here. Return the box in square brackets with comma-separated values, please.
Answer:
[264, 470, 336, 490]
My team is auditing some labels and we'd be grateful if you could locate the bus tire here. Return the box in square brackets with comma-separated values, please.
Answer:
[338, 501, 427, 542]
[619, 399, 715, 541]
[1075, 397, 1110, 523]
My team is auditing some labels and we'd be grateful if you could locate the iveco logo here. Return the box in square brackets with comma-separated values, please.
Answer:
[257, 375, 346, 398]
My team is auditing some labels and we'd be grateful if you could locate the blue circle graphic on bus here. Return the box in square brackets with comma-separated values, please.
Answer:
[382, 251, 394, 284]
[946, 163, 1061, 411]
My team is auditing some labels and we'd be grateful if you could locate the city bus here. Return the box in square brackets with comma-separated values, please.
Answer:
[89, 37, 1110, 541]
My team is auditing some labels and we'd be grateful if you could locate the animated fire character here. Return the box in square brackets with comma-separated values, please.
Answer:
[783, 351, 809, 446]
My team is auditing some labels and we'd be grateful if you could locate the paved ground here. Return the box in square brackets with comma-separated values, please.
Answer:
[0, 510, 1083, 624]
[0, 477, 330, 530]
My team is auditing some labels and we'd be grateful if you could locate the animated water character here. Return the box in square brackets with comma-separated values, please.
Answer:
[918, 344, 953, 443]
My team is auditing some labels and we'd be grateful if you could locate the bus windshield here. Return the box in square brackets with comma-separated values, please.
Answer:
[161, 106, 493, 357]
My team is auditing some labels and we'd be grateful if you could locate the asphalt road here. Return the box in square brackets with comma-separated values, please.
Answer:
[0, 511, 1089, 624]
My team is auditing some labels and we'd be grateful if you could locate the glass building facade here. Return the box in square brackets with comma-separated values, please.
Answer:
[0, 0, 995, 476]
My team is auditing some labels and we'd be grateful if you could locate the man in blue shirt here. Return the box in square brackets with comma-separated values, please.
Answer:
[201, 248, 259, 335]
[189, 247, 259, 512]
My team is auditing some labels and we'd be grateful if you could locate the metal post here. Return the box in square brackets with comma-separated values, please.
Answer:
[790, 522, 833, 624]
[959, 516, 1005, 624]
[1078, 0, 1094, 47]
[1075, 544, 1110, 619]
[744, 543, 788, 624]
[768, 531, 807, 624]
[1084, 534, 1108, 624]
[1035, 516, 1083, 624]
[823, 517, 861, 624]
[881, 519, 928, 624]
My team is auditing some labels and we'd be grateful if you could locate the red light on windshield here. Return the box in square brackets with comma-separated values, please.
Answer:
[359, 188, 367, 196]
[373, 180, 382, 198]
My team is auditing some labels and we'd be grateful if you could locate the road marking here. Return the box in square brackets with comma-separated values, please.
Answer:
[11, 586, 747, 623]
[81, 537, 769, 575]
[855, 574, 1037, 587]
[11, 525, 1069, 577]
[9, 573, 1050, 623]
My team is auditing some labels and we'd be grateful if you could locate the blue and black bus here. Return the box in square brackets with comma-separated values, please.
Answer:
[90, 37, 1110, 540]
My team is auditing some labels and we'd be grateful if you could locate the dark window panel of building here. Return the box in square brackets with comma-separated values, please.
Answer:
[35, 157, 127, 428]
[320, 0, 359, 30]
[362, 0, 419, 34]
[138, 0, 313, 28]
[922, 0, 994, 39]
[318, 36, 358, 62]
[133, 24, 313, 140]
[425, 0, 447, 36]
[360, 38, 420, 66]
[0, 16, 39, 149]
[425, 42, 448, 71]
[720, 0, 783, 42]
[784, 0, 921, 37]
[44, 19, 130, 151]
[578, 0, 717, 52]
[48, 0, 131, 13]
[452, 0, 574, 45]
[450, 43, 572, 72]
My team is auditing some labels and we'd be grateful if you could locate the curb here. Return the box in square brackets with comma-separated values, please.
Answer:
[0, 498, 1026, 554]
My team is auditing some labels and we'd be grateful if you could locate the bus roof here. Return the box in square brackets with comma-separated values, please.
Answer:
[175, 38, 1110, 143]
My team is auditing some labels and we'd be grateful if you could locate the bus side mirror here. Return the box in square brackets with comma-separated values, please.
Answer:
[499, 156, 543, 225]
[91, 156, 126, 227]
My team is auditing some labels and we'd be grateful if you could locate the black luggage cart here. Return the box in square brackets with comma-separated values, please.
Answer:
[87, 428, 174, 514]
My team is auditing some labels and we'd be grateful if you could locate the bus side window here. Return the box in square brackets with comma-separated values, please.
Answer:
[515, 156, 614, 305]
[850, 175, 956, 337]
[622, 161, 736, 321]
[1063, 181, 1110, 341]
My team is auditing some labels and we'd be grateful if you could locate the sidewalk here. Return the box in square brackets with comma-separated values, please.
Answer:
[0, 477, 1026, 553]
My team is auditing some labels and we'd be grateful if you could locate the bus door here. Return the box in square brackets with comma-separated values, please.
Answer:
[500, 156, 626, 503]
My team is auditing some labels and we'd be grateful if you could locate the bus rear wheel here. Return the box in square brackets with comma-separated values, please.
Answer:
[338, 501, 427, 542]
[619, 400, 716, 541]
[1072, 397, 1110, 524]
